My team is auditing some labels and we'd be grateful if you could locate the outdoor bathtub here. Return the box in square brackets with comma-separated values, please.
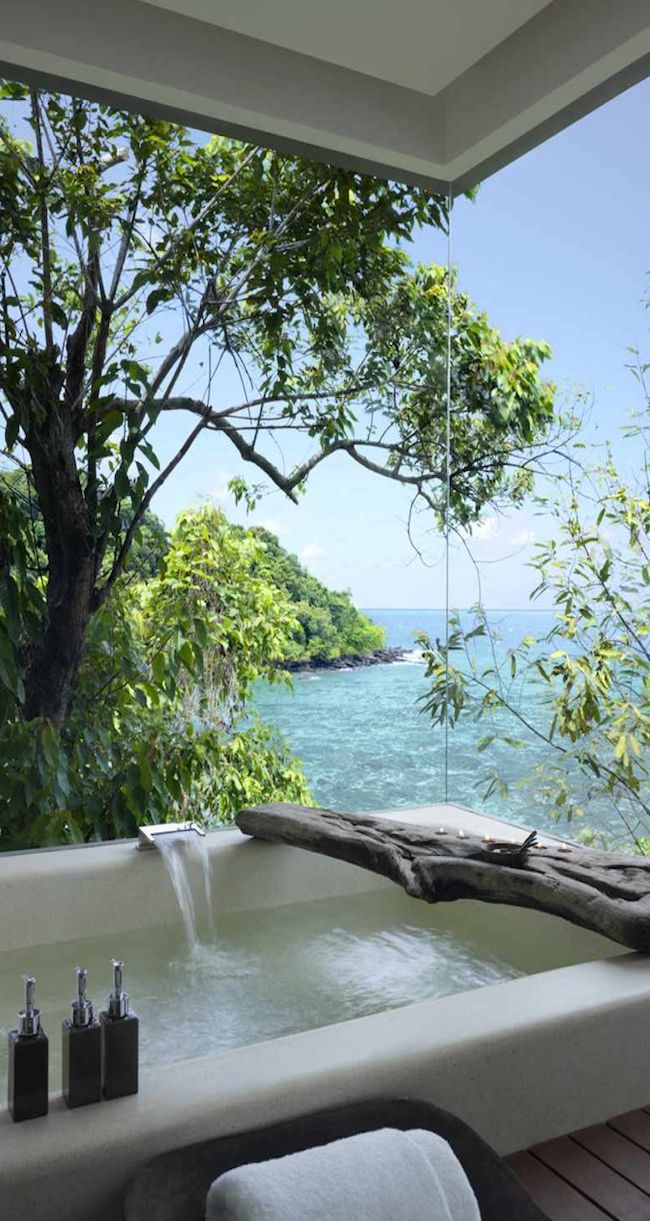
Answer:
[1, 802, 649, 1221]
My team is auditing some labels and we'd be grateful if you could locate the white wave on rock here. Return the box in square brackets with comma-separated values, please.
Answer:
[396, 649, 425, 664]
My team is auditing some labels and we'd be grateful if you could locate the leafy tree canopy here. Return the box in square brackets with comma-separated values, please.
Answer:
[0, 80, 557, 734]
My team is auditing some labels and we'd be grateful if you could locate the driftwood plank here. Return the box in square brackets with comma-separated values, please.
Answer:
[235, 803, 650, 952]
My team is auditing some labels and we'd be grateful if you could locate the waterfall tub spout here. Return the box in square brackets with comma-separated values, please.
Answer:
[138, 823, 214, 948]
[137, 822, 206, 850]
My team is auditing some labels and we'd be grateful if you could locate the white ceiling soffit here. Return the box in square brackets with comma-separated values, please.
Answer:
[0, 0, 649, 193]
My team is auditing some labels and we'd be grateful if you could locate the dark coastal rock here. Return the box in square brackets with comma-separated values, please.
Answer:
[278, 646, 409, 673]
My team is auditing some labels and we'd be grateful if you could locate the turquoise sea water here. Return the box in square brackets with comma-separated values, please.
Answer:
[254, 608, 627, 843]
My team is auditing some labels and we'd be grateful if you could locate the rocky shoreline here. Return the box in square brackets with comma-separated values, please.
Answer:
[279, 646, 409, 673]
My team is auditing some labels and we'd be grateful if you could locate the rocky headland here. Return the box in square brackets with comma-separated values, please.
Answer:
[279, 646, 409, 673]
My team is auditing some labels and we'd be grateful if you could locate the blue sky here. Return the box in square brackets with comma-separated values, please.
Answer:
[139, 76, 649, 608]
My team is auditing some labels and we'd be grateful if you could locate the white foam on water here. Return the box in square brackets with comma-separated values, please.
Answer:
[397, 649, 425, 664]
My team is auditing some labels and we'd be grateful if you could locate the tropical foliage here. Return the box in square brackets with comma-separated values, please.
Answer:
[0, 504, 310, 849]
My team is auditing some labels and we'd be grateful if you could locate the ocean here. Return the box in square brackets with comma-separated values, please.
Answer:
[253, 608, 629, 844]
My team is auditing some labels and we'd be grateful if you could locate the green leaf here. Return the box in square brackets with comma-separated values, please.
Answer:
[5, 413, 20, 449]
[41, 724, 59, 769]
[146, 289, 166, 315]
[178, 640, 194, 670]
[476, 735, 495, 753]
[50, 301, 68, 329]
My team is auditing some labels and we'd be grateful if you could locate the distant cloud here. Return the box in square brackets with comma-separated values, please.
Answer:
[470, 516, 500, 541]
[213, 472, 235, 505]
[509, 528, 536, 547]
[300, 543, 325, 569]
[260, 518, 281, 534]
[462, 515, 536, 550]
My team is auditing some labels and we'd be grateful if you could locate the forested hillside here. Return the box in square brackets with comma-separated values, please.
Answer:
[245, 528, 385, 662]
[127, 510, 386, 663]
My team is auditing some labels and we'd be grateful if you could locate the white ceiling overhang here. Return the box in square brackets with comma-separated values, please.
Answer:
[0, 0, 648, 192]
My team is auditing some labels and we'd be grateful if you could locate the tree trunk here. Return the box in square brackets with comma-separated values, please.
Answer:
[22, 403, 97, 728]
[236, 803, 650, 953]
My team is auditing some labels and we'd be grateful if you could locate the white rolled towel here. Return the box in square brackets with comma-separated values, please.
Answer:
[206, 1126, 482, 1221]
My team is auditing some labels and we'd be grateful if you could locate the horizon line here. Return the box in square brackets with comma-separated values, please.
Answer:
[360, 606, 554, 612]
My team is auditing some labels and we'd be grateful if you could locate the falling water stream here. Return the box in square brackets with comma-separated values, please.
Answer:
[155, 831, 215, 950]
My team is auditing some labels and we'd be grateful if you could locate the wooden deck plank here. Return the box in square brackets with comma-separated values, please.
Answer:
[572, 1123, 650, 1194]
[609, 1110, 650, 1153]
[532, 1135, 650, 1221]
[507, 1151, 611, 1221]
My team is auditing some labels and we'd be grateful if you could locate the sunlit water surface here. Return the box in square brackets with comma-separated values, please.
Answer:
[254, 609, 627, 841]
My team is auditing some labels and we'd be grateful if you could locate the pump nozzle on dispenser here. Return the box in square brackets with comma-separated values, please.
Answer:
[108, 958, 129, 1020]
[71, 967, 94, 1028]
[18, 974, 41, 1037]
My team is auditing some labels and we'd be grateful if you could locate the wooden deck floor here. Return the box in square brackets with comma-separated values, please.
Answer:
[507, 1109, 650, 1220]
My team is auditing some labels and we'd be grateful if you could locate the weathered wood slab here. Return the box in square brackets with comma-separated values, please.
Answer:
[235, 803, 650, 952]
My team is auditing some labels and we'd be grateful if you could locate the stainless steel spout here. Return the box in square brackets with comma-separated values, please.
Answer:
[137, 821, 206, 850]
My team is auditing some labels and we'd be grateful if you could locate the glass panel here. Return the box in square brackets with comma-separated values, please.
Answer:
[430, 78, 650, 854]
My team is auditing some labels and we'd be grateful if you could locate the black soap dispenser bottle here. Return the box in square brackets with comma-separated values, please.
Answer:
[62, 967, 101, 1108]
[100, 958, 139, 1099]
[8, 974, 49, 1122]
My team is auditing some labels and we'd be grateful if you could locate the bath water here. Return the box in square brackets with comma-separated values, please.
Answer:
[0, 888, 522, 1099]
